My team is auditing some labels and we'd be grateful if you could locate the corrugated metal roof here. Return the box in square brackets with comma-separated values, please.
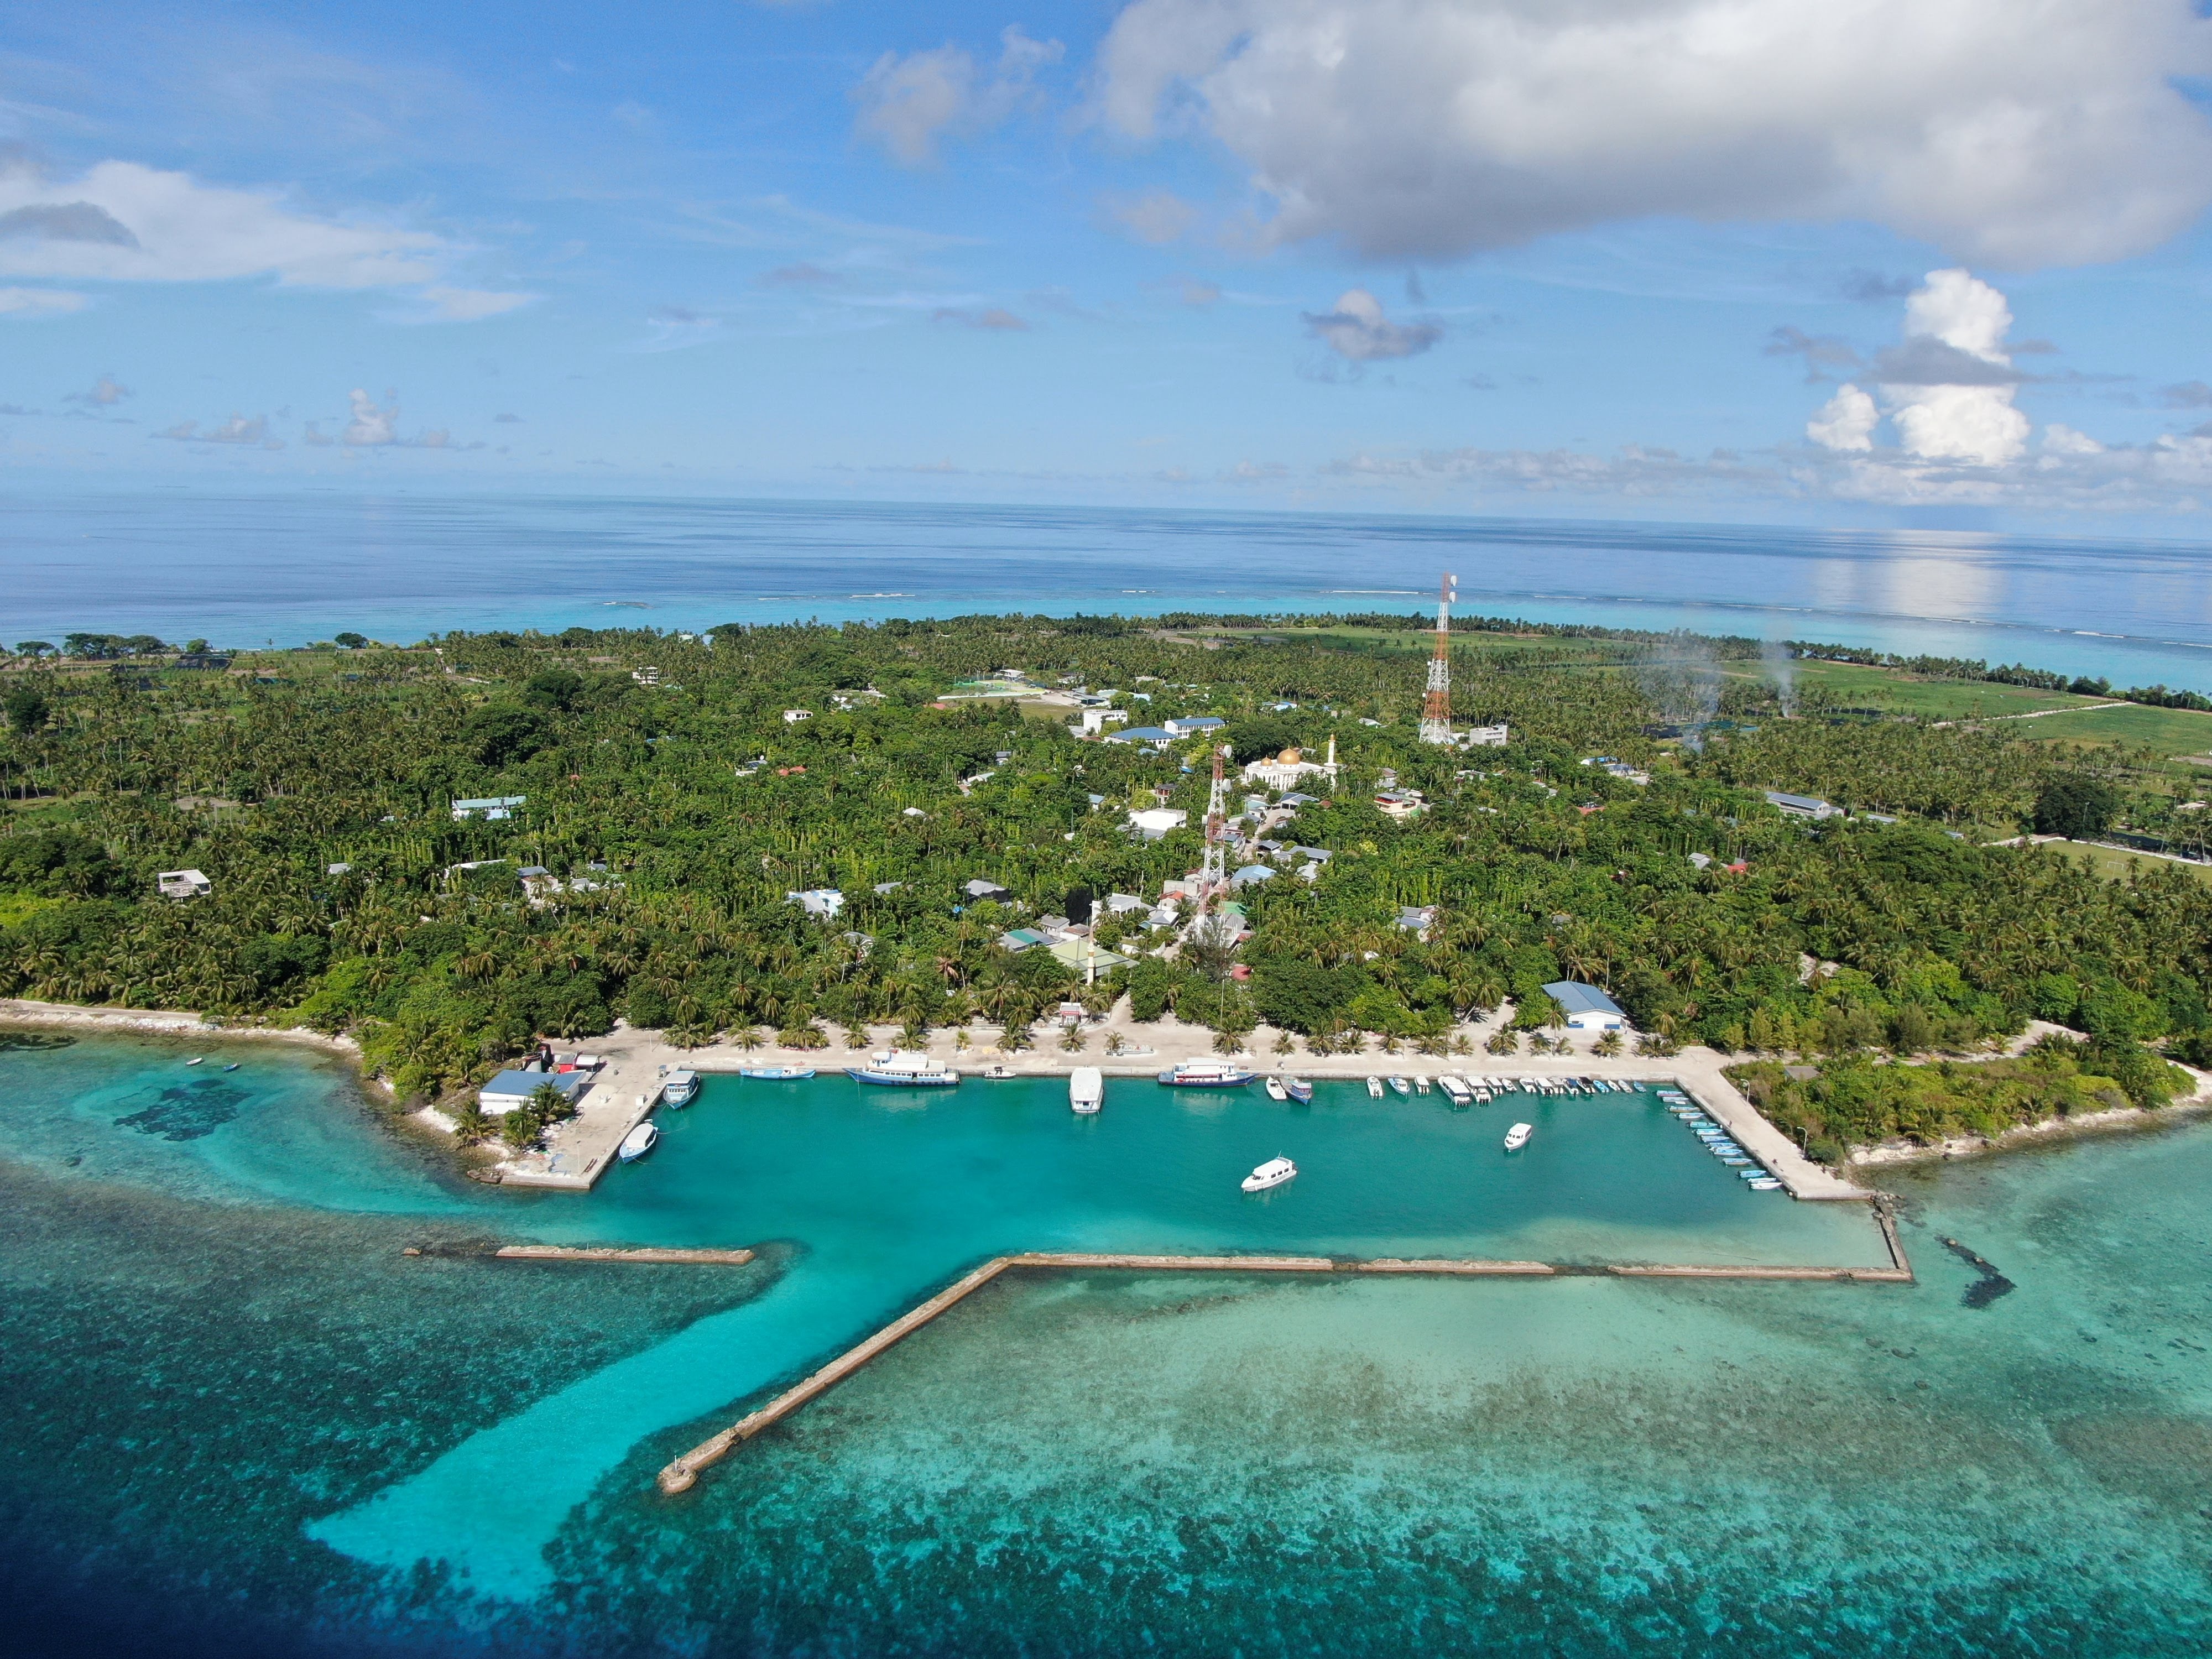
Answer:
[1541, 980, 1625, 1017]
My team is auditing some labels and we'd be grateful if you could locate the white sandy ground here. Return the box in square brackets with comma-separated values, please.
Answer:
[5, 995, 2202, 1201]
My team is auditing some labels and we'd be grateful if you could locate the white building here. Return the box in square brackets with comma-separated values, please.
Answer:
[1766, 790, 1840, 820]
[1464, 723, 1510, 748]
[452, 795, 526, 822]
[1164, 715, 1225, 738]
[1541, 980, 1629, 1032]
[786, 888, 846, 919]
[782, 708, 812, 724]
[156, 869, 212, 900]
[1129, 807, 1189, 841]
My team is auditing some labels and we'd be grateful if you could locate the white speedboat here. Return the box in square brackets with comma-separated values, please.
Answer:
[740, 1065, 814, 1081]
[1747, 1177, 1784, 1191]
[978, 1063, 1017, 1079]
[1365, 1076, 1385, 1099]
[1240, 1155, 1298, 1192]
[1503, 1121, 1533, 1151]
[617, 1121, 658, 1162]
[1387, 1075, 1412, 1096]
[848, 1050, 960, 1087]
[185, 1056, 204, 1066]
[1264, 1076, 1289, 1102]
[1413, 1075, 1432, 1094]
[659, 1069, 699, 1107]
[1071, 1066, 1104, 1114]
[1157, 1059, 1256, 1087]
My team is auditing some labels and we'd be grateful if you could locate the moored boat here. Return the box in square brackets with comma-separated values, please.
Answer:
[1156, 1058, 1256, 1087]
[849, 1050, 960, 1087]
[1264, 1076, 1289, 1102]
[658, 1068, 699, 1107]
[1365, 1076, 1385, 1099]
[1387, 1075, 1412, 1096]
[740, 1065, 815, 1081]
[1413, 1075, 1432, 1093]
[1071, 1066, 1104, 1114]
[1747, 1177, 1784, 1191]
[1283, 1076, 1314, 1102]
[1503, 1121, 1533, 1151]
[617, 1121, 658, 1162]
[1240, 1155, 1297, 1192]
[978, 1062, 1017, 1079]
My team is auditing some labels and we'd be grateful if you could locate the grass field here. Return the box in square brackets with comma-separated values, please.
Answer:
[2009, 701, 2212, 754]
[2047, 839, 2212, 887]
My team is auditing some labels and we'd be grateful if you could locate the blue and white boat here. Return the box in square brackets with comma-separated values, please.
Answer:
[1387, 1075, 1412, 1096]
[658, 1068, 699, 1107]
[1283, 1076, 1314, 1103]
[740, 1065, 815, 1081]
[617, 1121, 658, 1162]
[848, 1050, 959, 1087]
[1157, 1058, 1256, 1087]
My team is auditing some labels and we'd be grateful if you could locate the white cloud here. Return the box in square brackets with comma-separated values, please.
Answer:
[1095, 0, 2212, 265]
[0, 157, 440, 286]
[1880, 269, 2030, 466]
[66, 374, 132, 408]
[415, 286, 533, 322]
[0, 286, 87, 318]
[854, 27, 1063, 165]
[1807, 384, 1877, 452]
[1303, 287, 1440, 362]
[343, 389, 398, 446]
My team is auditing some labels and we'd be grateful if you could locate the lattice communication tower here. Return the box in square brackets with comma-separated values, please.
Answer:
[1419, 572, 1457, 744]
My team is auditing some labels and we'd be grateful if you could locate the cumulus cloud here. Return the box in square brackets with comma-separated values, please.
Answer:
[1801, 270, 2032, 465]
[0, 286, 86, 318]
[65, 373, 131, 408]
[1095, 0, 2212, 265]
[0, 156, 440, 287]
[1807, 385, 1878, 453]
[855, 26, 1063, 164]
[1882, 270, 2031, 465]
[343, 389, 398, 446]
[1303, 288, 1440, 362]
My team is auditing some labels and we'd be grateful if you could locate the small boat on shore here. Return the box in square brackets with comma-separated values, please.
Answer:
[1264, 1076, 1289, 1102]
[740, 1065, 815, 1081]
[618, 1121, 658, 1162]
[1503, 1121, 1533, 1151]
[1365, 1076, 1385, 1099]
[1240, 1155, 1297, 1193]
[1071, 1066, 1104, 1114]
[1386, 1075, 1411, 1096]
[1157, 1058, 1256, 1087]
[1283, 1076, 1313, 1103]
[658, 1069, 699, 1107]
[849, 1050, 960, 1087]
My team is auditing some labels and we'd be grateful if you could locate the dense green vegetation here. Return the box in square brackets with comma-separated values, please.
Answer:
[1729, 1035, 2195, 1164]
[0, 615, 2207, 1126]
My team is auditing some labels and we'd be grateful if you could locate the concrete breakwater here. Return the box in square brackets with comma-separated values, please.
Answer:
[402, 1243, 758, 1266]
[656, 1243, 1916, 1495]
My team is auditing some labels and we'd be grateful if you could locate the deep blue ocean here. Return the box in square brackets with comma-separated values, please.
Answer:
[6, 491, 2212, 688]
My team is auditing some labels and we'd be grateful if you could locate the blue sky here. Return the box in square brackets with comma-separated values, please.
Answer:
[4, 0, 2212, 529]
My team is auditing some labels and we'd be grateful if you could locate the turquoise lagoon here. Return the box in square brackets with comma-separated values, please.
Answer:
[2, 1029, 2209, 1655]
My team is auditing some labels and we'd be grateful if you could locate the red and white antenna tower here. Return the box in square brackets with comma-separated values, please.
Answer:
[1419, 572, 1457, 745]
